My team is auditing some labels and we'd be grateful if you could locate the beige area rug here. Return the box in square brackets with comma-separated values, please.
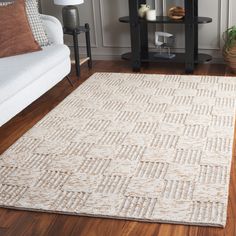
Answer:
[0, 73, 236, 227]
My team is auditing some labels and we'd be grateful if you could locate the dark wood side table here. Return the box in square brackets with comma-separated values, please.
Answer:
[64, 23, 92, 78]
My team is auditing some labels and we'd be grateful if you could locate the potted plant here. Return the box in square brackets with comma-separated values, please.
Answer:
[223, 26, 236, 73]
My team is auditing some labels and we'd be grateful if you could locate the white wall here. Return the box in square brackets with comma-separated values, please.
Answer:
[41, 0, 236, 62]
[230, 0, 236, 26]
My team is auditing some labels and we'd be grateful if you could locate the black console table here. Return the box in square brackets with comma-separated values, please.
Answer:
[119, 0, 212, 73]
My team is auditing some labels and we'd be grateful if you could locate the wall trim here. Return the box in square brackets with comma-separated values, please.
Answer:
[79, 0, 98, 48]
[99, 0, 132, 48]
[228, 0, 233, 27]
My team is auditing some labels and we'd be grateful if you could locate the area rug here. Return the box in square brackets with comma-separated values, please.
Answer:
[0, 73, 236, 227]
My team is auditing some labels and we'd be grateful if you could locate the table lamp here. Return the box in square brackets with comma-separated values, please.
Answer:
[53, 0, 84, 30]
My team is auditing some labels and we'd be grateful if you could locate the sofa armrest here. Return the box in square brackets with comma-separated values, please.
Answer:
[40, 14, 64, 45]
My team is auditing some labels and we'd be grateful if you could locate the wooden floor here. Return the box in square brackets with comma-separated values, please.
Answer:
[0, 61, 235, 236]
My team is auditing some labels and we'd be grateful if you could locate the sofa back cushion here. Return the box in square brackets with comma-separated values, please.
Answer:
[0, 0, 41, 58]
[0, 0, 50, 47]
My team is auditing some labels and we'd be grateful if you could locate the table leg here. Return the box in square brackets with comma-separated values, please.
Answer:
[185, 0, 195, 74]
[129, 0, 141, 72]
[85, 23, 92, 68]
[73, 30, 80, 78]
[194, 0, 199, 62]
[66, 76, 74, 86]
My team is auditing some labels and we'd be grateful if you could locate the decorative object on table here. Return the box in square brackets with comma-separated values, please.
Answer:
[0, 72, 235, 227]
[0, 0, 50, 46]
[53, 0, 84, 30]
[223, 25, 236, 73]
[154, 31, 176, 59]
[168, 6, 185, 20]
[138, 4, 150, 18]
[146, 9, 156, 21]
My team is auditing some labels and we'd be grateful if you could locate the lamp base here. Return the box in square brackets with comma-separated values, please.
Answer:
[62, 5, 80, 30]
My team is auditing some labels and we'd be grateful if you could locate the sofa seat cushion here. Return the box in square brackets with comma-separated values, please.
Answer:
[0, 44, 70, 104]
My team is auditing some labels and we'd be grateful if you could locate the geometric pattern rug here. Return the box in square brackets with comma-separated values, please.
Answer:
[0, 73, 235, 227]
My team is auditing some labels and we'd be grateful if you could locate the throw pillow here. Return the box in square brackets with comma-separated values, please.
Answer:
[0, 0, 50, 46]
[0, 0, 41, 58]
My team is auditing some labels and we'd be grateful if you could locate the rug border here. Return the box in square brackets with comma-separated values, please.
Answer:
[0, 205, 224, 228]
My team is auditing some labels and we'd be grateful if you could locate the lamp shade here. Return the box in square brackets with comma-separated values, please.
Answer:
[53, 0, 84, 6]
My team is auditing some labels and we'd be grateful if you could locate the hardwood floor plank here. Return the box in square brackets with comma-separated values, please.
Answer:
[0, 209, 23, 228]
[71, 218, 127, 236]
[45, 214, 81, 236]
[124, 221, 160, 236]
[3, 211, 36, 236]
[0, 61, 235, 236]
[187, 226, 199, 236]
[21, 212, 57, 236]
[68, 217, 136, 236]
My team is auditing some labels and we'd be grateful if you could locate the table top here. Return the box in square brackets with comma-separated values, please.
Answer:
[63, 25, 90, 35]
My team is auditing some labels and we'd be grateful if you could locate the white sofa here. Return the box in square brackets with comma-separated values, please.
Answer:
[0, 14, 71, 127]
